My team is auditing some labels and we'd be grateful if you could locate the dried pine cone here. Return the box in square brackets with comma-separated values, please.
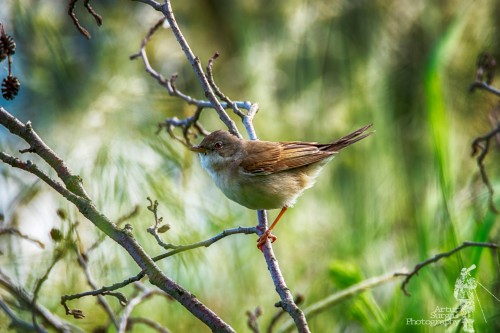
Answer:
[2, 75, 21, 100]
[0, 33, 16, 61]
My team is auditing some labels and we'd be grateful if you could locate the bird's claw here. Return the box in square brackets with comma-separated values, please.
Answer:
[257, 230, 277, 251]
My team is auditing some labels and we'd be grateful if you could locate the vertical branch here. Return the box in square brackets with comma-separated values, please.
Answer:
[134, 1, 310, 330]
[258, 213, 311, 332]
[161, 0, 241, 137]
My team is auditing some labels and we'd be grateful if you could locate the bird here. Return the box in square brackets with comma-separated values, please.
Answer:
[190, 124, 373, 250]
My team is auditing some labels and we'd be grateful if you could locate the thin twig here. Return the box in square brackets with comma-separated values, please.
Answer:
[146, 197, 174, 250]
[118, 284, 164, 333]
[267, 294, 304, 333]
[246, 307, 262, 333]
[135, 1, 308, 331]
[471, 123, 500, 213]
[206, 52, 246, 119]
[67, 0, 102, 39]
[276, 272, 403, 333]
[469, 81, 500, 96]
[130, 18, 251, 145]
[62, 225, 256, 307]
[159, 0, 240, 137]
[127, 317, 172, 333]
[75, 246, 119, 328]
[31, 249, 67, 331]
[0, 107, 236, 332]
[61, 271, 144, 318]
[395, 241, 498, 296]
[258, 212, 310, 333]
[152, 225, 257, 261]
[86, 205, 140, 254]
[469, 53, 500, 212]
[68, 0, 90, 39]
[0, 227, 45, 248]
[83, 0, 102, 26]
[0, 299, 38, 332]
[0, 269, 82, 333]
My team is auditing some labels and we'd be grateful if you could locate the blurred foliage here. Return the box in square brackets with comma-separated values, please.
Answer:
[1, 0, 500, 332]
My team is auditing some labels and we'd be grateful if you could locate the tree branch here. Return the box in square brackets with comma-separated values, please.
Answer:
[0, 227, 45, 249]
[258, 212, 310, 333]
[276, 272, 402, 333]
[133, 1, 311, 330]
[471, 122, 500, 213]
[0, 107, 236, 332]
[395, 241, 498, 296]
[117, 284, 166, 333]
[0, 269, 82, 333]
[129, 16, 253, 146]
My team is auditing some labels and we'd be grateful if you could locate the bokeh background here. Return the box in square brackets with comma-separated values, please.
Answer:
[1, 0, 499, 332]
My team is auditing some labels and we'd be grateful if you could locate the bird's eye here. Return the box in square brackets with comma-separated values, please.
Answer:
[214, 141, 223, 149]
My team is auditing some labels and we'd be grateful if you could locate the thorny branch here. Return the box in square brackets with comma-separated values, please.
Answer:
[395, 241, 499, 296]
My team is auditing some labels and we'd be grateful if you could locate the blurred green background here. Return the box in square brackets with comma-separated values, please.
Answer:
[1, 0, 499, 332]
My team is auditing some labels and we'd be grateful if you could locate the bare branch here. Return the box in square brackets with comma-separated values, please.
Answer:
[276, 272, 402, 333]
[31, 248, 67, 330]
[0, 107, 236, 332]
[146, 197, 173, 250]
[130, 18, 252, 146]
[128, 317, 172, 333]
[0, 227, 45, 248]
[471, 122, 500, 213]
[132, 0, 162, 11]
[60, 225, 255, 316]
[0, 269, 83, 332]
[0, 299, 38, 332]
[0, 107, 90, 199]
[152, 225, 257, 261]
[67, 0, 102, 39]
[257, 211, 310, 333]
[469, 81, 500, 96]
[267, 294, 304, 333]
[74, 245, 119, 328]
[160, 1, 241, 137]
[117, 284, 167, 333]
[86, 205, 140, 254]
[469, 52, 500, 212]
[83, 0, 102, 26]
[206, 52, 246, 119]
[395, 241, 498, 296]
[246, 307, 262, 333]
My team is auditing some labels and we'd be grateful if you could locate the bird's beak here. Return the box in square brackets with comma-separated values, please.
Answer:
[189, 145, 206, 153]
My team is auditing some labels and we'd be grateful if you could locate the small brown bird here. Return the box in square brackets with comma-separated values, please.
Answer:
[190, 124, 373, 250]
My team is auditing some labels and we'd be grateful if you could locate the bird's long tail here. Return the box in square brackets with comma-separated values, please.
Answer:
[325, 124, 374, 152]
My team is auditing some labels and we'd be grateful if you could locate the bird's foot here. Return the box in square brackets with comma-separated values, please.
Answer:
[257, 230, 277, 251]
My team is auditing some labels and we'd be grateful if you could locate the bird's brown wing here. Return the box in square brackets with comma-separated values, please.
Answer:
[240, 124, 373, 175]
[240, 141, 334, 175]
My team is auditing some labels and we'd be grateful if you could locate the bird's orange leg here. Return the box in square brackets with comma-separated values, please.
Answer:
[257, 206, 288, 251]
